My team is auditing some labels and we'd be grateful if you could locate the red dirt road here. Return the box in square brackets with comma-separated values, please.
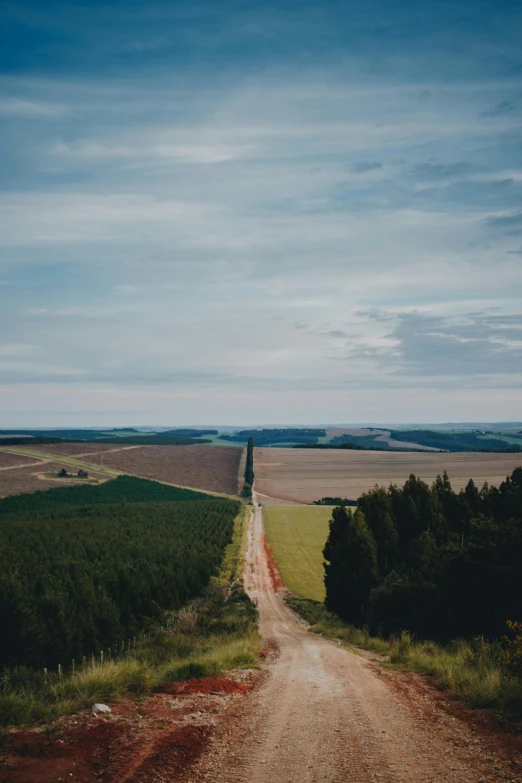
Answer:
[188, 500, 522, 783]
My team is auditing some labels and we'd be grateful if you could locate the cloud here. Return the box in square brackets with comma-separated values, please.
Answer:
[484, 212, 522, 232]
[481, 100, 515, 118]
[355, 310, 522, 378]
[410, 162, 477, 181]
[350, 161, 382, 173]
[0, 98, 69, 117]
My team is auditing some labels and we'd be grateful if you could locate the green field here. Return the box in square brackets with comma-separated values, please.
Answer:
[263, 506, 333, 601]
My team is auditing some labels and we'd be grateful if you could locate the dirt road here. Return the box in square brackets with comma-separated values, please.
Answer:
[191, 501, 520, 783]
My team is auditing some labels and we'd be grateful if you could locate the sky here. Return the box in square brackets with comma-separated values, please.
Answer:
[1, 0, 521, 427]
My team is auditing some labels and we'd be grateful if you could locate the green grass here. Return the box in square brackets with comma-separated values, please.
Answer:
[287, 597, 522, 721]
[263, 506, 333, 601]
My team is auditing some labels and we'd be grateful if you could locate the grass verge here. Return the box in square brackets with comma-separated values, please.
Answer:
[287, 597, 522, 721]
[0, 506, 260, 727]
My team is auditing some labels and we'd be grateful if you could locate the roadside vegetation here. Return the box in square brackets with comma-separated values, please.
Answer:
[277, 467, 522, 720]
[287, 597, 522, 719]
[0, 481, 259, 727]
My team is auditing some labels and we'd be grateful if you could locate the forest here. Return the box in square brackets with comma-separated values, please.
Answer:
[389, 429, 522, 452]
[220, 428, 326, 446]
[323, 468, 522, 640]
[0, 477, 240, 669]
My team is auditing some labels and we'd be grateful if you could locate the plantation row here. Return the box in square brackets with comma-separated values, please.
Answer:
[324, 467, 522, 640]
[0, 474, 215, 514]
[0, 478, 240, 669]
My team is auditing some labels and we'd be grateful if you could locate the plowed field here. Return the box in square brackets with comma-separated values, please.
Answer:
[255, 447, 522, 503]
[38, 443, 130, 456]
[0, 452, 36, 468]
[83, 445, 244, 495]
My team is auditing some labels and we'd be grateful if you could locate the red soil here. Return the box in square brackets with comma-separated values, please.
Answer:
[263, 536, 284, 591]
[157, 677, 253, 696]
[0, 675, 259, 783]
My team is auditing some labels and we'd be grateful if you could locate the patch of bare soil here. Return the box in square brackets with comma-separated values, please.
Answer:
[0, 674, 259, 783]
[0, 462, 107, 498]
[83, 445, 244, 495]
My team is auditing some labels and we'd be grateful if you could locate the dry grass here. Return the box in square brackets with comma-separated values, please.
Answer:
[82, 445, 244, 496]
[255, 447, 522, 503]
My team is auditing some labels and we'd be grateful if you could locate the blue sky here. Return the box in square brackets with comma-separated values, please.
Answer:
[1, 0, 521, 426]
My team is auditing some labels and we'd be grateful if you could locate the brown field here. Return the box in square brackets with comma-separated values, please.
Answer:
[83, 445, 244, 495]
[0, 462, 108, 498]
[0, 452, 37, 469]
[255, 447, 522, 504]
[38, 442, 135, 456]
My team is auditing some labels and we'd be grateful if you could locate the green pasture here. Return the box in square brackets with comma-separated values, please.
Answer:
[263, 506, 334, 602]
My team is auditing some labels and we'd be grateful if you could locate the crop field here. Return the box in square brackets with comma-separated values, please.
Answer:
[0, 461, 109, 497]
[78, 444, 244, 495]
[255, 447, 522, 503]
[263, 506, 332, 601]
[35, 442, 132, 456]
[0, 451, 36, 468]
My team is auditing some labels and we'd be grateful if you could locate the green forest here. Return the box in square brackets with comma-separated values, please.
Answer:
[220, 428, 326, 446]
[0, 477, 240, 670]
[323, 468, 522, 640]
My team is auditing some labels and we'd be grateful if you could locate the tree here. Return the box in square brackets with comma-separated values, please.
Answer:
[324, 507, 379, 625]
[58, 468, 68, 478]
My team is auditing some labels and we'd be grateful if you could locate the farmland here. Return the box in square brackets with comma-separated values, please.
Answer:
[34, 442, 132, 456]
[83, 444, 244, 495]
[255, 447, 522, 503]
[0, 461, 109, 497]
[0, 443, 244, 497]
[0, 451, 36, 468]
[0, 476, 240, 670]
[263, 506, 332, 601]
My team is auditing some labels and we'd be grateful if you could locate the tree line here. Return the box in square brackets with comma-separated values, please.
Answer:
[242, 437, 255, 499]
[323, 468, 522, 640]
